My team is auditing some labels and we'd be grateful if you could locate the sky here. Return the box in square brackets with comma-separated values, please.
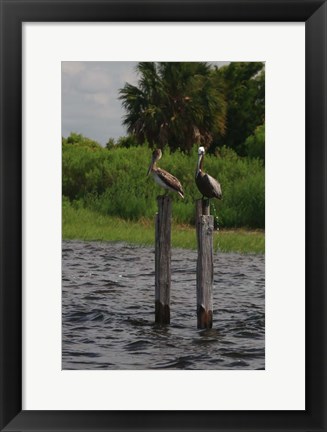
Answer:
[62, 61, 229, 146]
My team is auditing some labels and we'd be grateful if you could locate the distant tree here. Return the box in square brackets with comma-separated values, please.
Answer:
[119, 62, 226, 153]
[116, 135, 140, 148]
[213, 62, 265, 155]
[63, 132, 101, 150]
[244, 124, 265, 161]
[105, 135, 140, 150]
[105, 138, 116, 150]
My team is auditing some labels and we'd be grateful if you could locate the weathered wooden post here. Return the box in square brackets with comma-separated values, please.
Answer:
[155, 195, 171, 324]
[196, 199, 214, 329]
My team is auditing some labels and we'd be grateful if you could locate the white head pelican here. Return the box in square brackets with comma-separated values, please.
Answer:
[195, 146, 222, 199]
[147, 149, 184, 198]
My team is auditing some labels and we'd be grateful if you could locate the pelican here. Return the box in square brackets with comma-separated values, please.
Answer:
[147, 149, 184, 198]
[195, 146, 222, 199]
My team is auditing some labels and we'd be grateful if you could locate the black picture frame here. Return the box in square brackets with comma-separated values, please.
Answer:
[1, 1, 326, 431]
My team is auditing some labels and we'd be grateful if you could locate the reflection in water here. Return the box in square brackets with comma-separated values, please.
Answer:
[62, 241, 265, 370]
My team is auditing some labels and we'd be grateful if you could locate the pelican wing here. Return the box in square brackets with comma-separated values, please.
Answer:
[205, 173, 222, 199]
[156, 168, 184, 198]
[196, 172, 222, 199]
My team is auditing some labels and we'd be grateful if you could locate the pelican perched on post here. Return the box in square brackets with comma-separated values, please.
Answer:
[147, 149, 184, 198]
[195, 146, 222, 200]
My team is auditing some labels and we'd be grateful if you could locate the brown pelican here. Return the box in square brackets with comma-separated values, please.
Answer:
[195, 146, 222, 199]
[147, 149, 184, 198]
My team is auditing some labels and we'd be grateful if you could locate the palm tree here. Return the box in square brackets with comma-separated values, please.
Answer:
[119, 62, 226, 153]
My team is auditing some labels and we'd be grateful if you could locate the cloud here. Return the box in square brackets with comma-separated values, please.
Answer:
[74, 70, 112, 94]
[62, 61, 229, 145]
[62, 61, 138, 144]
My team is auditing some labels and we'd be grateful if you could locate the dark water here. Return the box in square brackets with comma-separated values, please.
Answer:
[62, 241, 265, 370]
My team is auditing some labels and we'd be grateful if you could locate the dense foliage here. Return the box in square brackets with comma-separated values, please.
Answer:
[62, 135, 265, 228]
[213, 62, 265, 155]
[119, 61, 265, 157]
[244, 124, 265, 161]
[119, 62, 226, 152]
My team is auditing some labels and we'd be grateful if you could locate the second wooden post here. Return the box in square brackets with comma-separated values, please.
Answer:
[155, 195, 171, 324]
[196, 199, 214, 329]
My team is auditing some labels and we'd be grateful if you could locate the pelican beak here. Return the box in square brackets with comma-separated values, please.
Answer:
[196, 153, 202, 176]
[147, 160, 153, 176]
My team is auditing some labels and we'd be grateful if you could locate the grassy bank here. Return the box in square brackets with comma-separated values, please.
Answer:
[63, 204, 264, 254]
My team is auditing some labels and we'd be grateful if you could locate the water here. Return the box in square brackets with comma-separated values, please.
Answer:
[62, 240, 265, 370]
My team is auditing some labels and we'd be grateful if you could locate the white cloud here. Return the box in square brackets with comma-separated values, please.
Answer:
[75, 70, 112, 94]
[85, 93, 110, 106]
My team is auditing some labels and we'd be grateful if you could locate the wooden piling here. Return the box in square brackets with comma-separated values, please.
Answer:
[196, 199, 214, 329]
[155, 195, 171, 324]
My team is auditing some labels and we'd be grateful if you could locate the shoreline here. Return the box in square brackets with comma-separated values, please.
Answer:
[63, 206, 265, 254]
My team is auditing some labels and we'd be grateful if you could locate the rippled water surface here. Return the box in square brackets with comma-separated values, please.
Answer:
[62, 240, 265, 370]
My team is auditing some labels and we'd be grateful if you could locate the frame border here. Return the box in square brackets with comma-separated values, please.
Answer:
[1, 1, 326, 431]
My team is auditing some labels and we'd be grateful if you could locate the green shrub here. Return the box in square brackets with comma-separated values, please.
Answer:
[244, 124, 265, 161]
[62, 135, 265, 228]
[63, 132, 102, 149]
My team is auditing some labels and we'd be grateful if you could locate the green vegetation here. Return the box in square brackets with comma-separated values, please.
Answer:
[119, 62, 226, 152]
[62, 138, 265, 229]
[213, 62, 265, 155]
[63, 200, 264, 254]
[118, 61, 265, 156]
[62, 62, 265, 253]
[245, 124, 265, 161]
